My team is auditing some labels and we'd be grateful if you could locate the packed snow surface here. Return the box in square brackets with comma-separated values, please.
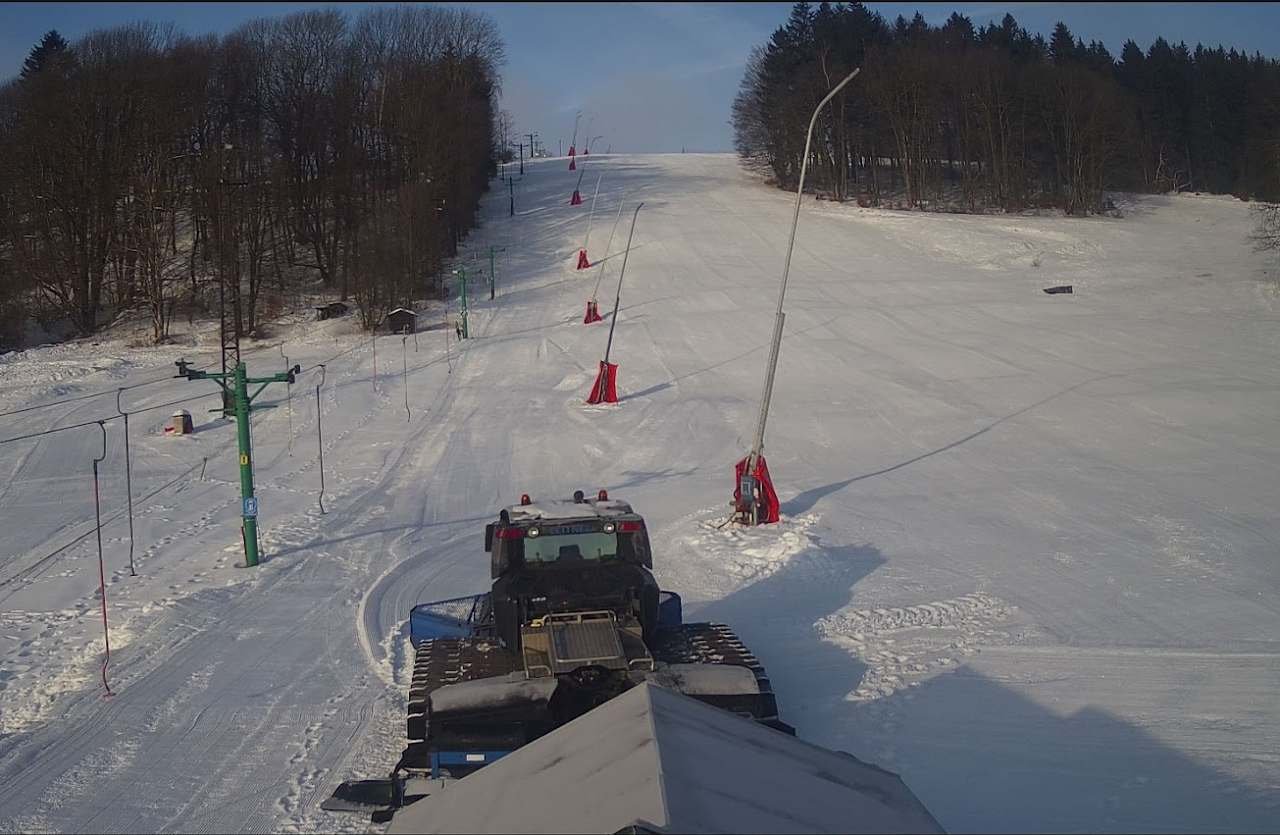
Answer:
[1, 154, 1278, 833]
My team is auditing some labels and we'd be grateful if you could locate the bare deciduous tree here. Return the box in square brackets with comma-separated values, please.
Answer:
[0, 7, 504, 346]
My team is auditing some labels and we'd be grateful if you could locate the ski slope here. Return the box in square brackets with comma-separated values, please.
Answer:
[1, 153, 1278, 833]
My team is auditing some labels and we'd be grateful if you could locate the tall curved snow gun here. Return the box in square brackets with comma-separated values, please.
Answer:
[587, 202, 643, 404]
[569, 164, 585, 206]
[577, 173, 603, 270]
[568, 111, 581, 170]
[735, 66, 861, 526]
[585, 198, 626, 324]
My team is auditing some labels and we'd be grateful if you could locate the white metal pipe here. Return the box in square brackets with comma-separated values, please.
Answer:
[603, 203, 644, 366]
[748, 67, 861, 473]
[583, 173, 604, 254]
[591, 198, 627, 303]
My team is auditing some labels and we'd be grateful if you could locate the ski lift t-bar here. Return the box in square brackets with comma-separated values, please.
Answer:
[747, 67, 861, 474]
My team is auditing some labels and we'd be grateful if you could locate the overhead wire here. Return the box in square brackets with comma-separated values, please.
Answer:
[0, 390, 220, 446]
[0, 457, 207, 597]
[0, 363, 210, 421]
[0, 416, 117, 447]
[0, 388, 113, 420]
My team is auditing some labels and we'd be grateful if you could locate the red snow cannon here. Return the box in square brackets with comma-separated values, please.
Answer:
[734, 454, 780, 525]
[586, 360, 618, 404]
[576, 249, 591, 270]
[570, 190, 583, 206]
[583, 299, 603, 324]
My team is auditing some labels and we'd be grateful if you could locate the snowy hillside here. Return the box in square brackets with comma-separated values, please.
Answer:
[1, 153, 1278, 833]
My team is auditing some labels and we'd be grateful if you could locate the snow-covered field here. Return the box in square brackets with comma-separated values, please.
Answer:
[1, 153, 1278, 833]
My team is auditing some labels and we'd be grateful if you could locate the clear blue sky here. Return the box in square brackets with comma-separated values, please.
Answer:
[2, 3, 1277, 153]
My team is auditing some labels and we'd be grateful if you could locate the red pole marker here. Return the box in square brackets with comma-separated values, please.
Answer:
[586, 360, 618, 404]
[570, 165, 586, 203]
[578, 173, 602, 269]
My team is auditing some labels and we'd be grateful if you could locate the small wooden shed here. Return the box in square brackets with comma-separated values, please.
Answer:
[315, 301, 349, 321]
[164, 410, 193, 436]
[385, 308, 418, 334]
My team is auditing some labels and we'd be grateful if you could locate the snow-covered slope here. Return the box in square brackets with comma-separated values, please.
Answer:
[1, 154, 1277, 833]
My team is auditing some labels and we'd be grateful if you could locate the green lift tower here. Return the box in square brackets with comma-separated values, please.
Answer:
[175, 358, 299, 567]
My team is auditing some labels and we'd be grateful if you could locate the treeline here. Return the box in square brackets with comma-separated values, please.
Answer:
[732, 3, 1280, 214]
[0, 6, 504, 348]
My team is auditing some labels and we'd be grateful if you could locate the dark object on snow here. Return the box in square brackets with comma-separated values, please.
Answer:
[1043, 285, 1073, 295]
[385, 308, 418, 334]
[314, 301, 349, 321]
[324, 491, 941, 832]
[323, 779, 403, 813]
[326, 493, 790, 814]
[385, 683, 944, 835]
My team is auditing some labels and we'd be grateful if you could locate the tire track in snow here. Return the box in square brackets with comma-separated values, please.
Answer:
[0, 556, 321, 831]
[816, 592, 1015, 702]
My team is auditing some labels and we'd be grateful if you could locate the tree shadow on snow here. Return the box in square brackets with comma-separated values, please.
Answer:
[679, 535, 1276, 832]
[625, 381, 673, 400]
[606, 467, 698, 491]
[621, 316, 842, 405]
[831, 665, 1279, 833]
[262, 523, 421, 561]
[688, 540, 883, 743]
[265, 513, 496, 561]
[782, 371, 1125, 517]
